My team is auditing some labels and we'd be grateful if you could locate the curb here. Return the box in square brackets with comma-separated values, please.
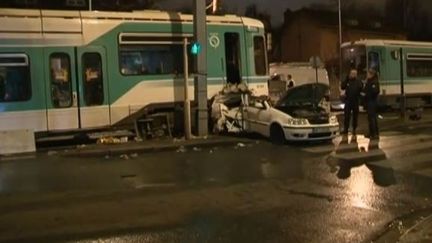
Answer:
[332, 150, 387, 164]
[380, 118, 432, 131]
[60, 138, 253, 158]
[399, 214, 432, 242]
[373, 210, 432, 243]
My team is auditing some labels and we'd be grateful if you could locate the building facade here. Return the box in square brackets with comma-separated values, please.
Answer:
[280, 9, 406, 64]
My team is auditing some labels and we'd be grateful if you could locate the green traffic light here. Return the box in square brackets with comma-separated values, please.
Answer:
[191, 42, 201, 55]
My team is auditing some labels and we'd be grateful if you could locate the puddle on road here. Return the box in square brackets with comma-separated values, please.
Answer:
[326, 134, 400, 210]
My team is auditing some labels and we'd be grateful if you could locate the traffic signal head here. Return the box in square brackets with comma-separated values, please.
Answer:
[190, 42, 201, 55]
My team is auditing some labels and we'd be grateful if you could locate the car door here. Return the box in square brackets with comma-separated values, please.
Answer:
[245, 99, 272, 136]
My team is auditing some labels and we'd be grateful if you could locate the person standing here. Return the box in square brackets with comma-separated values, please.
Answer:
[341, 69, 363, 135]
[363, 68, 380, 139]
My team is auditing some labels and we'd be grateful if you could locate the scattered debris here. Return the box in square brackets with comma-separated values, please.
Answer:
[209, 149, 214, 154]
[104, 155, 110, 160]
[176, 146, 187, 153]
[237, 142, 246, 148]
[120, 154, 130, 160]
[77, 144, 86, 149]
[47, 151, 57, 156]
[97, 136, 129, 144]
[134, 137, 143, 142]
[397, 221, 404, 232]
[192, 147, 202, 152]
[130, 153, 139, 158]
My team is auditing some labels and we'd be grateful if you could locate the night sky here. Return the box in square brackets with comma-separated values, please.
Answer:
[157, 0, 384, 25]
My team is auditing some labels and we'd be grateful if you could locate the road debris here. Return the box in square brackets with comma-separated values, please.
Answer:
[176, 146, 187, 153]
[77, 144, 86, 149]
[236, 142, 246, 148]
[192, 147, 202, 152]
[47, 151, 57, 156]
[119, 154, 130, 160]
[97, 136, 129, 144]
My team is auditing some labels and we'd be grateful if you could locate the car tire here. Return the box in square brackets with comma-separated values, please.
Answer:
[270, 123, 285, 145]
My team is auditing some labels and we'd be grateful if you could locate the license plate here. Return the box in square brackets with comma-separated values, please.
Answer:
[313, 127, 330, 133]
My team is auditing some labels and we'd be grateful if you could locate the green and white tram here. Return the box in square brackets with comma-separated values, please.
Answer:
[0, 8, 268, 135]
[342, 39, 432, 109]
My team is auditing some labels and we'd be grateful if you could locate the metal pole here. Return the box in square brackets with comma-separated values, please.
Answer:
[400, 47, 406, 119]
[183, 38, 192, 140]
[89, 0, 92, 11]
[193, 0, 208, 137]
[338, 0, 342, 83]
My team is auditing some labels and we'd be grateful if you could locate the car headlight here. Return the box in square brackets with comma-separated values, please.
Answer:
[287, 118, 309, 126]
[329, 115, 338, 124]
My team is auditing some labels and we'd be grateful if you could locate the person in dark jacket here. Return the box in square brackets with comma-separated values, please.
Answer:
[363, 68, 380, 139]
[341, 69, 363, 135]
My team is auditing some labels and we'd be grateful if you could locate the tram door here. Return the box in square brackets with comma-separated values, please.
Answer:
[44, 46, 110, 131]
[224, 32, 242, 85]
[76, 46, 110, 129]
[44, 48, 79, 130]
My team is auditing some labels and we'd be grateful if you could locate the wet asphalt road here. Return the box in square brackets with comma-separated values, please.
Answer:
[73, 144, 431, 243]
[1, 124, 432, 242]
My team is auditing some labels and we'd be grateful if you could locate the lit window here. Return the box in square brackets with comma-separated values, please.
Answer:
[50, 53, 72, 108]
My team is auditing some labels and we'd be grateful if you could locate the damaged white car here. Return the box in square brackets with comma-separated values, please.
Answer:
[211, 83, 340, 143]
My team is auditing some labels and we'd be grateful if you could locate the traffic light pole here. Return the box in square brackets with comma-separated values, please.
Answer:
[193, 0, 208, 137]
[400, 48, 406, 120]
[183, 38, 192, 140]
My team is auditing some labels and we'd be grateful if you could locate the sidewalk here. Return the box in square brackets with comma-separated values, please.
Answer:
[338, 111, 432, 134]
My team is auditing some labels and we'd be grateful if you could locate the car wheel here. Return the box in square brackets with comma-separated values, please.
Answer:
[270, 123, 285, 145]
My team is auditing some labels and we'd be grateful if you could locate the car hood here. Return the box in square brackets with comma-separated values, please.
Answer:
[276, 83, 330, 107]
[274, 83, 330, 124]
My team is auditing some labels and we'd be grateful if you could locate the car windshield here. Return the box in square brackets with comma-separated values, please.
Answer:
[276, 83, 329, 107]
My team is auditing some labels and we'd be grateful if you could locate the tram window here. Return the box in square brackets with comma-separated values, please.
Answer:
[50, 53, 72, 108]
[368, 51, 380, 73]
[254, 36, 267, 76]
[119, 45, 186, 76]
[407, 59, 432, 77]
[0, 54, 31, 102]
[82, 53, 104, 106]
